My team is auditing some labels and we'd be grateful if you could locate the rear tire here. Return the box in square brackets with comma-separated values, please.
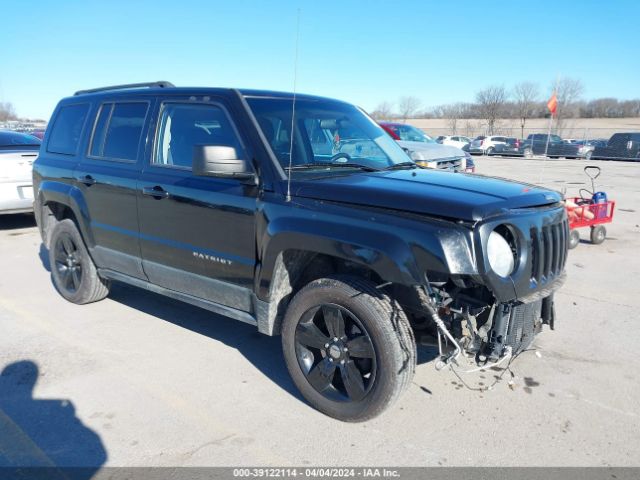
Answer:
[568, 229, 580, 249]
[281, 275, 416, 422]
[486, 147, 494, 155]
[590, 225, 606, 245]
[49, 219, 110, 304]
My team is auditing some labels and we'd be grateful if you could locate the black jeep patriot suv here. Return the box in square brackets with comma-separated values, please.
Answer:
[33, 82, 568, 421]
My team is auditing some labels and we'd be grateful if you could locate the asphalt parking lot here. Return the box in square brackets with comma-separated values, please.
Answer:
[1, 158, 639, 467]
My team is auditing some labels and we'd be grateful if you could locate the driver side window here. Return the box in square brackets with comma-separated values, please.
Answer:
[153, 103, 242, 169]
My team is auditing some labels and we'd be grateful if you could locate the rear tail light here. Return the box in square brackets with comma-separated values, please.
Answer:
[480, 140, 484, 146]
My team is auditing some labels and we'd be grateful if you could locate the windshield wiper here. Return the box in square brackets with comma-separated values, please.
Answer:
[285, 162, 381, 172]
[383, 161, 417, 170]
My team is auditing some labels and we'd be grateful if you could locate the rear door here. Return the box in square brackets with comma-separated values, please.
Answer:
[75, 99, 152, 279]
[136, 96, 258, 311]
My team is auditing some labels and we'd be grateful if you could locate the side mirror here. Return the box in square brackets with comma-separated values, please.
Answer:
[192, 145, 254, 180]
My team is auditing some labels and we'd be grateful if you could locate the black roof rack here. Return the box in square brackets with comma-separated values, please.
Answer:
[74, 81, 175, 96]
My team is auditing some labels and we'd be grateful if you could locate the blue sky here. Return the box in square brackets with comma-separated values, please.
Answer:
[1, 0, 638, 120]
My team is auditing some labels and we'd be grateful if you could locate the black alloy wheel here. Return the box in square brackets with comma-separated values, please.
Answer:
[281, 276, 416, 422]
[53, 232, 84, 294]
[48, 219, 110, 304]
[295, 304, 376, 403]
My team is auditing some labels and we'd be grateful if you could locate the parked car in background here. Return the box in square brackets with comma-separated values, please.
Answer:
[488, 137, 521, 156]
[591, 132, 640, 161]
[469, 135, 509, 155]
[436, 135, 471, 149]
[379, 122, 466, 172]
[0, 130, 40, 214]
[573, 139, 607, 160]
[30, 129, 46, 140]
[519, 134, 581, 158]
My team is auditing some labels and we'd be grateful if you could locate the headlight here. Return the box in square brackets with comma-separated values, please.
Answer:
[409, 151, 426, 161]
[487, 229, 516, 277]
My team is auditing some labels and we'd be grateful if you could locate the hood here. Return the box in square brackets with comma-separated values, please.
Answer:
[397, 141, 464, 161]
[291, 169, 562, 221]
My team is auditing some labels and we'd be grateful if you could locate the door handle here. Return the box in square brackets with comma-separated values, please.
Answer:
[142, 186, 170, 199]
[78, 174, 97, 186]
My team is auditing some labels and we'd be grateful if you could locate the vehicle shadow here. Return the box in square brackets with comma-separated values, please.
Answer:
[37, 241, 441, 405]
[39, 243, 51, 272]
[0, 360, 107, 475]
[107, 282, 305, 401]
[108, 283, 440, 398]
[0, 213, 36, 230]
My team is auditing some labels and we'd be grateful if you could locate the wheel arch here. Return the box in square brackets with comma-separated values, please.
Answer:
[36, 181, 94, 249]
[255, 224, 423, 336]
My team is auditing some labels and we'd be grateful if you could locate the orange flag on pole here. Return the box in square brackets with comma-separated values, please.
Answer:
[547, 93, 558, 116]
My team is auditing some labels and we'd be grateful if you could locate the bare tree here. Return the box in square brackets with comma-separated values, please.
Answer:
[441, 103, 465, 134]
[464, 120, 477, 138]
[513, 82, 539, 139]
[475, 85, 506, 135]
[0, 102, 17, 122]
[370, 101, 394, 120]
[398, 96, 421, 122]
[554, 77, 584, 134]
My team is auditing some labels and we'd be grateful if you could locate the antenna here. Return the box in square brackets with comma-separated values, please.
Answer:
[286, 9, 301, 202]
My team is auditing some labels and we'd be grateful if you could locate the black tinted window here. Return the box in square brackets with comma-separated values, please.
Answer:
[154, 103, 242, 169]
[90, 102, 148, 161]
[90, 103, 112, 157]
[47, 104, 89, 155]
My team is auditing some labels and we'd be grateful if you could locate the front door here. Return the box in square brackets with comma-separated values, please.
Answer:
[137, 98, 258, 312]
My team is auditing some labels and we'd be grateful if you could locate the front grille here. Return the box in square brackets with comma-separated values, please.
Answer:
[435, 156, 463, 171]
[505, 299, 542, 353]
[530, 218, 569, 284]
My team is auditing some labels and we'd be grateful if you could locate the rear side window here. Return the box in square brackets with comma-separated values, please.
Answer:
[90, 102, 149, 161]
[47, 104, 90, 155]
[153, 103, 243, 169]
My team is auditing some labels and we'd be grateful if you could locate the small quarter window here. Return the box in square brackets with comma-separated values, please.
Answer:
[47, 104, 90, 155]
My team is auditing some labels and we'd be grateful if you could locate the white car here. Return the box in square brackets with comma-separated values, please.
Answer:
[437, 135, 471, 149]
[0, 131, 40, 214]
[469, 135, 509, 155]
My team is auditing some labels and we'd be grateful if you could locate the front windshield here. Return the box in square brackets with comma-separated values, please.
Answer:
[246, 97, 411, 173]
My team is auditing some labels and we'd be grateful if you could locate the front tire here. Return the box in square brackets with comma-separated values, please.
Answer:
[281, 276, 416, 422]
[590, 225, 606, 245]
[49, 219, 110, 304]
